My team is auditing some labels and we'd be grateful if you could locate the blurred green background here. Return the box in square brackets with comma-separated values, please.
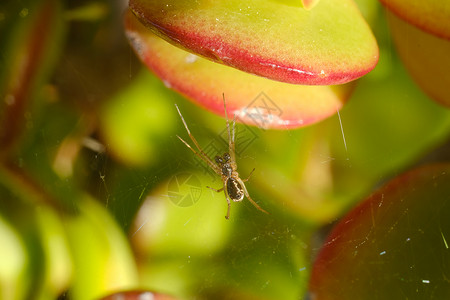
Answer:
[1, 0, 450, 299]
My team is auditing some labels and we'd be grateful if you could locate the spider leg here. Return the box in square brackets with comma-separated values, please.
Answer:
[207, 186, 224, 193]
[225, 195, 231, 220]
[245, 191, 269, 215]
[176, 135, 220, 174]
[239, 181, 269, 215]
[231, 114, 236, 162]
[211, 180, 230, 219]
[242, 168, 255, 183]
[175, 104, 221, 174]
[222, 94, 236, 163]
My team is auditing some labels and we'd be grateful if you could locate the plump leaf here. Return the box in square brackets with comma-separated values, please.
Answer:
[66, 197, 138, 300]
[100, 70, 177, 166]
[300, 0, 321, 10]
[0, 216, 28, 300]
[379, 0, 450, 39]
[35, 207, 72, 298]
[387, 11, 450, 107]
[125, 11, 355, 129]
[129, 0, 378, 85]
[99, 290, 180, 300]
[309, 164, 450, 299]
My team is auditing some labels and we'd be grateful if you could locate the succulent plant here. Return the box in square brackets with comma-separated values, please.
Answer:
[0, 0, 449, 299]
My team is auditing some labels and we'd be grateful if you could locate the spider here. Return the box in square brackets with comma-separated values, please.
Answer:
[175, 95, 269, 219]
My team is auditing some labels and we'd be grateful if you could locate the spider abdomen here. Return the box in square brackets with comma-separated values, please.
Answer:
[226, 177, 244, 202]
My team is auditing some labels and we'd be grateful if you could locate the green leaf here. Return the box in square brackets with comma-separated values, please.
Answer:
[66, 196, 138, 300]
[125, 11, 355, 129]
[100, 70, 177, 166]
[387, 11, 450, 107]
[0, 216, 29, 300]
[379, 0, 450, 39]
[129, 0, 378, 85]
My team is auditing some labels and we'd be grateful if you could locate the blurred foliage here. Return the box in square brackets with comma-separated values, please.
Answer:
[0, 0, 449, 300]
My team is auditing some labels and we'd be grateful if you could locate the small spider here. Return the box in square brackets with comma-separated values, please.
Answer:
[175, 95, 269, 219]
